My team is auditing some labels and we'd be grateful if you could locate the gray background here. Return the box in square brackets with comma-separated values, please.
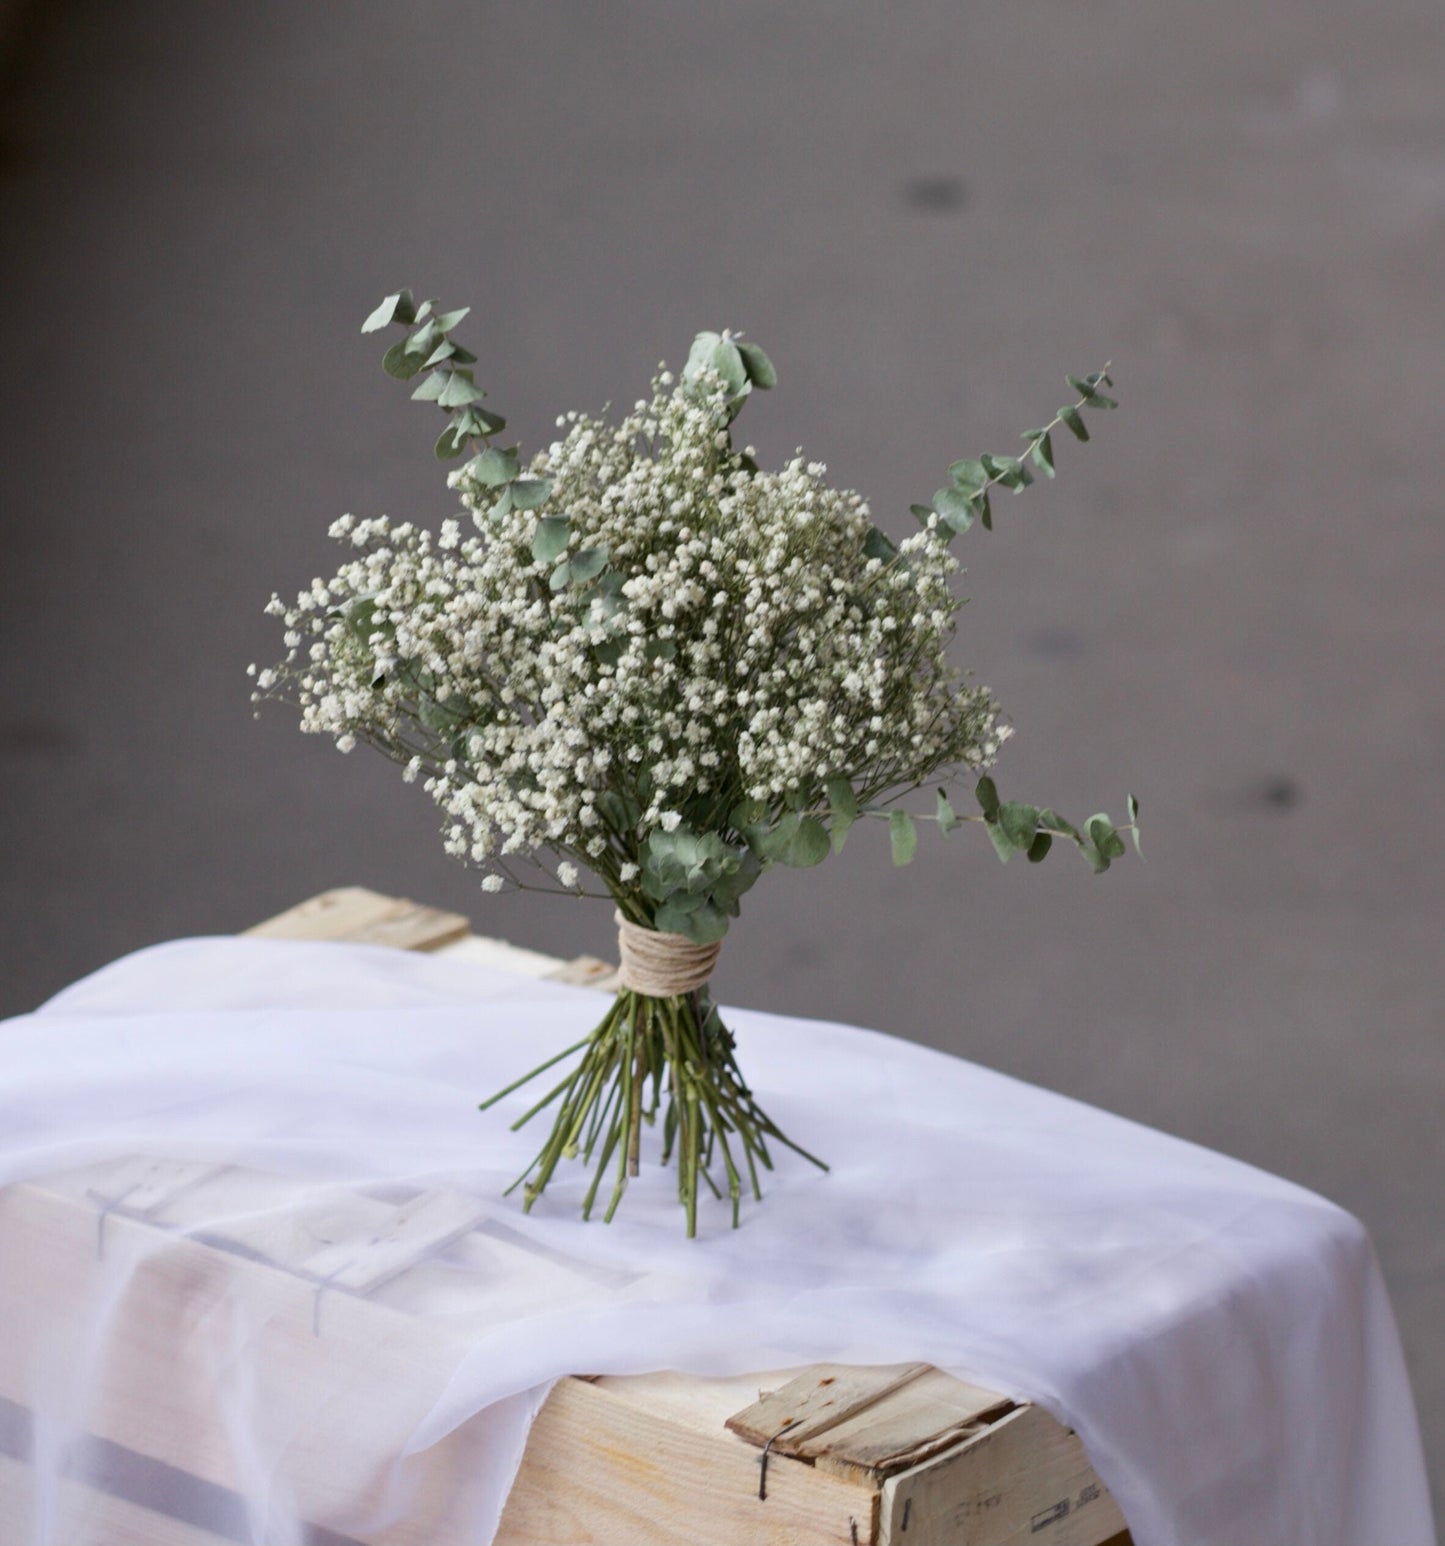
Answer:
[2, 0, 1441, 1521]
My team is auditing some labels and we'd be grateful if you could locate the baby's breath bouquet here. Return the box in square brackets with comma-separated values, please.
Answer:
[255, 292, 1138, 1235]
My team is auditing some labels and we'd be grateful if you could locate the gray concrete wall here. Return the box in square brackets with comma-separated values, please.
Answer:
[2, 0, 1441, 1518]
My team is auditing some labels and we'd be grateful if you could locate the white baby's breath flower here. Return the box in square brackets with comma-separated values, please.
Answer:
[481, 874, 504, 893]
[262, 355, 1005, 906]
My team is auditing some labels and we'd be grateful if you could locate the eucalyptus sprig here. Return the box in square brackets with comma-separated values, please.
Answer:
[857, 779, 1141, 873]
[915, 368, 1116, 539]
[362, 289, 547, 507]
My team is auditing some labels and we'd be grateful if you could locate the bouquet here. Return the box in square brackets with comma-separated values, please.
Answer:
[254, 292, 1138, 1235]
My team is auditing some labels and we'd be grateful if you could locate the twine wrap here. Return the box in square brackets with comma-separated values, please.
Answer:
[615, 912, 722, 998]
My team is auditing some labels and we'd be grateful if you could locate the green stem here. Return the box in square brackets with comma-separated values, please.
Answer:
[476, 981, 826, 1234]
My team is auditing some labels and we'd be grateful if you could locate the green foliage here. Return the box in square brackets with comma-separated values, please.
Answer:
[756, 810, 830, 868]
[826, 776, 858, 853]
[864, 526, 898, 562]
[682, 330, 776, 423]
[509, 477, 553, 510]
[350, 291, 1139, 905]
[530, 516, 570, 564]
[889, 808, 918, 866]
[549, 547, 609, 591]
[919, 368, 1114, 543]
[469, 446, 520, 486]
[641, 826, 763, 943]
[364, 291, 508, 477]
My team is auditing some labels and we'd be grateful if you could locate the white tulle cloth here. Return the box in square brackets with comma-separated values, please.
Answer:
[1, 936, 1434, 1546]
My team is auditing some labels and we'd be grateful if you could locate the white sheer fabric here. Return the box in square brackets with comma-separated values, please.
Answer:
[0, 936, 1433, 1546]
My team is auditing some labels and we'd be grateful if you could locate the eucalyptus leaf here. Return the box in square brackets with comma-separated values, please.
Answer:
[735, 341, 777, 389]
[975, 775, 1000, 821]
[418, 694, 465, 733]
[1026, 831, 1053, 863]
[383, 340, 427, 379]
[509, 478, 553, 511]
[362, 290, 415, 333]
[531, 517, 570, 564]
[711, 850, 762, 912]
[757, 811, 828, 868]
[826, 776, 858, 821]
[710, 339, 749, 396]
[985, 819, 1014, 864]
[932, 486, 974, 533]
[469, 446, 520, 487]
[827, 776, 858, 854]
[684, 331, 721, 382]
[1087, 814, 1127, 862]
[406, 320, 443, 358]
[434, 424, 468, 460]
[1068, 374, 1117, 409]
[936, 788, 958, 833]
[411, 370, 449, 402]
[673, 899, 731, 946]
[570, 547, 609, 585]
[1060, 406, 1089, 442]
[998, 801, 1040, 850]
[438, 372, 486, 409]
[889, 809, 918, 866]
[422, 341, 457, 367]
[864, 526, 897, 562]
[1080, 838, 1110, 875]
[729, 798, 769, 848]
[1028, 431, 1056, 477]
[434, 307, 471, 332]
[948, 458, 987, 491]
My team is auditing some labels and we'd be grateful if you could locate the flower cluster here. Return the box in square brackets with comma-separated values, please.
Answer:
[258, 352, 1006, 940]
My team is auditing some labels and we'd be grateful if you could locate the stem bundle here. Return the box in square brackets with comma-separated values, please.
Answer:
[480, 988, 826, 1236]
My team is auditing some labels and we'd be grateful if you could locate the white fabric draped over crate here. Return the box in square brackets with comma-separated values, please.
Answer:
[0, 937, 1435, 1546]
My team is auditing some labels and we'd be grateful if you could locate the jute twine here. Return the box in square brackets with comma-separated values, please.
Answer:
[615, 911, 721, 998]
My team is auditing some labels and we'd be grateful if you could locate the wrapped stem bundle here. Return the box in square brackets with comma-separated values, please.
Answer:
[485, 916, 820, 1237]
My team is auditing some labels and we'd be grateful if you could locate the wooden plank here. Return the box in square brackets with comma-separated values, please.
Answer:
[878, 1406, 1128, 1546]
[726, 1362, 933, 1453]
[496, 1374, 877, 1546]
[0, 1452, 236, 1546]
[297, 1190, 488, 1295]
[84, 1157, 229, 1217]
[801, 1369, 1015, 1485]
[244, 887, 470, 952]
[541, 953, 619, 989]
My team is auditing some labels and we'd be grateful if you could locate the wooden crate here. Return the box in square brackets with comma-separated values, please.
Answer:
[0, 888, 1131, 1546]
